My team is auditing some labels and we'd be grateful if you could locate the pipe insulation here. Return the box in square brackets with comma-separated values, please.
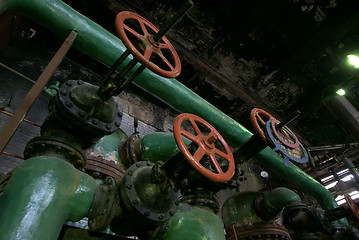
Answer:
[0, 0, 346, 224]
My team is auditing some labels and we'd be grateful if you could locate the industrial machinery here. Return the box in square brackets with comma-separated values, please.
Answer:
[0, 0, 359, 239]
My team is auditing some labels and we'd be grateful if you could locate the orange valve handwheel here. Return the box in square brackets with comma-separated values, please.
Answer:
[173, 113, 235, 182]
[345, 194, 359, 220]
[250, 108, 299, 149]
[115, 11, 181, 78]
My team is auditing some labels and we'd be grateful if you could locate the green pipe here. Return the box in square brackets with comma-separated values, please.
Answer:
[263, 187, 301, 216]
[88, 129, 128, 163]
[0, 156, 96, 240]
[159, 203, 225, 240]
[1, 0, 346, 224]
[221, 191, 263, 227]
[141, 132, 192, 162]
[222, 189, 300, 227]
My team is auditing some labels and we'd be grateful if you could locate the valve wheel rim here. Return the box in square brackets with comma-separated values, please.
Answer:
[115, 11, 181, 78]
[173, 113, 235, 182]
[250, 108, 297, 148]
[271, 119, 299, 149]
[265, 120, 308, 165]
[345, 194, 359, 220]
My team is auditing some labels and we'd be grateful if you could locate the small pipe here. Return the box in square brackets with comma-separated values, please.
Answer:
[276, 110, 301, 130]
[1, 151, 24, 159]
[0, 62, 36, 84]
[308, 143, 359, 152]
[343, 157, 359, 185]
[99, 49, 130, 87]
[152, 0, 194, 43]
[0, 110, 41, 127]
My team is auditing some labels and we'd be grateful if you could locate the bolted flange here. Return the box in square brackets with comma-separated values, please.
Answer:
[50, 80, 122, 146]
[24, 136, 86, 169]
[110, 161, 180, 236]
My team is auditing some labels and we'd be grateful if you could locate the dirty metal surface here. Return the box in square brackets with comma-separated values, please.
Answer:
[0, 31, 78, 154]
[85, 155, 126, 181]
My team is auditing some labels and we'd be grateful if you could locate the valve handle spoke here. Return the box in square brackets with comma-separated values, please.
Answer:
[214, 148, 229, 160]
[180, 129, 200, 143]
[193, 146, 206, 163]
[138, 19, 149, 36]
[143, 45, 154, 60]
[157, 51, 175, 70]
[189, 118, 202, 136]
[209, 153, 223, 174]
[123, 24, 144, 40]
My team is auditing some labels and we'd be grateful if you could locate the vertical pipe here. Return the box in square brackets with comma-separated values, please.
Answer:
[0, 156, 95, 239]
[343, 157, 359, 185]
[326, 96, 359, 140]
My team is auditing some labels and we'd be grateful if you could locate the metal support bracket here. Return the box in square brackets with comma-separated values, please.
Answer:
[0, 30, 78, 155]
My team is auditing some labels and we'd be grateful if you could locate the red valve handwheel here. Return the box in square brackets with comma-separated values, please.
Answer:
[115, 11, 181, 78]
[271, 119, 299, 149]
[173, 113, 235, 182]
[345, 194, 359, 220]
[250, 108, 299, 149]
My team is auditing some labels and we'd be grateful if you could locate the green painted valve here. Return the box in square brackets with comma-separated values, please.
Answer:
[158, 203, 225, 240]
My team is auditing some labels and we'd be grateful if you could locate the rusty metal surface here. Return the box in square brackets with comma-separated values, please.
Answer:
[85, 155, 126, 181]
[0, 30, 77, 155]
[229, 223, 291, 240]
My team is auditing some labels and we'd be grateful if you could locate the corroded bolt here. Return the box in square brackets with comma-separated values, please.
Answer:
[169, 211, 175, 216]
[40, 143, 46, 148]
[92, 119, 98, 125]
[133, 199, 138, 204]
[79, 111, 86, 118]
[175, 201, 180, 206]
[115, 122, 121, 127]
[146, 161, 151, 166]
[66, 101, 73, 108]
[105, 124, 112, 130]
[128, 170, 133, 176]
[105, 177, 112, 185]
[60, 90, 67, 96]
[117, 112, 123, 117]
[207, 135, 217, 144]
[74, 160, 83, 167]
[145, 211, 150, 216]
[158, 214, 164, 220]
[77, 80, 83, 85]
[136, 162, 141, 167]
[127, 184, 132, 189]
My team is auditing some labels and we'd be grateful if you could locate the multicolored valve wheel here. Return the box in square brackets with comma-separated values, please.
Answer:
[265, 120, 308, 166]
[250, 108, 299, 149]
[173, 113, 235, 182]
[115, 11, 181, 78]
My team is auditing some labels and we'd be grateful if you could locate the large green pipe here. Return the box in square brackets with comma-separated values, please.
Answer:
[0, 0, 346, 224]
[263, 187, 301, 216]
[0, 156, 96, 239]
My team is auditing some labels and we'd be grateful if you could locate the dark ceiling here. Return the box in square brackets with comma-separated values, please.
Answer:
[62, 0, 359, 148]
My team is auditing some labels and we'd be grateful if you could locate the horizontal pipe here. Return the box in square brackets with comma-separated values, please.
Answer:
[0, 0, 346, 225]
